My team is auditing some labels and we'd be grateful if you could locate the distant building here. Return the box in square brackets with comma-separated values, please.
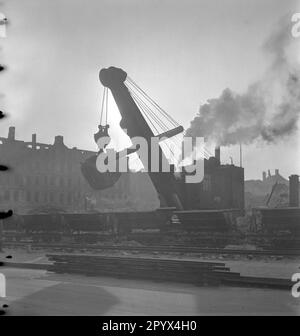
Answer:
[245, 169, 291, 209]
[0, 127, 152, 214]
[261, 169, 288, 186]
[0, 127, 244, 213]
[179, 155, 245, 210]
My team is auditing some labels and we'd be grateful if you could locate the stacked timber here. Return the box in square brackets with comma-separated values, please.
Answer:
[47, 254, 239, 286]
[47, 254, 292, 290]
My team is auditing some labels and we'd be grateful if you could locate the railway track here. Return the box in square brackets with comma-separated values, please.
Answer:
[3, 241, 300, 257]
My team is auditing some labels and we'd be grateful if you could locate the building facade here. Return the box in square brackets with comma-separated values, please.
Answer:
[0, 127, 243, 214]
[179, 155, 245, 210]
[0, 127, 144, 214]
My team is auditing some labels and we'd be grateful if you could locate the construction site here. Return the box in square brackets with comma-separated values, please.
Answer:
[0, 66, 299, 316]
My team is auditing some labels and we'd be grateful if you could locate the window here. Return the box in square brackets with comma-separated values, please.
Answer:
[26, 191, 31, 202]
[13, 190, 19, 202]
[34, 191, 39, 203]
[203, 176, 211, 192]
[4, 190, 9, 201]
[67, 192, 72, 205]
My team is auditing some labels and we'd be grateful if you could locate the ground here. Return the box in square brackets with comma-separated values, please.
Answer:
[1, 268, 299, 316]
[0, 248, 299, 315]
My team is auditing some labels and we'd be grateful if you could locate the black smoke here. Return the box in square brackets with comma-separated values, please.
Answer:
[186, 17, 300, 146]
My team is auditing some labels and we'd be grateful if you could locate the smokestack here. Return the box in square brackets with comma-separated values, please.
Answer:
[32, 134, 37, 149]
[275, 169, 279, 176]
[262, 171, 266, 182]
[289, 175, 299, 207]
[268, 170, 271, 178]
[53, 135, 65, 147]
[8, 126, 15, 141]
[215, 146, 220, 163]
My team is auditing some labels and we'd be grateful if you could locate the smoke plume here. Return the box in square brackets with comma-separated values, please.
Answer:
[185, 17, 300, 146]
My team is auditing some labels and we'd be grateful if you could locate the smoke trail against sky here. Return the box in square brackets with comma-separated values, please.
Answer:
[186, 15, 300, 146]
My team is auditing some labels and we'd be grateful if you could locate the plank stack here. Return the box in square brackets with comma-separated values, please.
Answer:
[47, 254, 292, 290]
[47, 254, 238, 286]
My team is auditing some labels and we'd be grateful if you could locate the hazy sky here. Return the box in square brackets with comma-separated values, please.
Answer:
[0, 0, 299, 179]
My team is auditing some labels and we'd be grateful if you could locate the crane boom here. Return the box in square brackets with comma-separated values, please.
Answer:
[99, 66, 184, 210]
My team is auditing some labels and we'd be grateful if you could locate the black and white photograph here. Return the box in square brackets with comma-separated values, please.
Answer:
[0, 0, 299, 319]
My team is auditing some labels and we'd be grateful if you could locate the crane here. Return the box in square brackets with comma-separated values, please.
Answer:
[82, 66, 187, 210]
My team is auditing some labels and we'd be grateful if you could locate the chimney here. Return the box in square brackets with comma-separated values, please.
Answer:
[215, 146, 220, 163]
[275, 169, 279, 176]
[289, 175, 299, 207]
[53, 135, 65, 147]
[262, 171, 266, 182]
[32, 133, 37, 149]
[268, 170, 271, 178]
[8, 126, 15, 140]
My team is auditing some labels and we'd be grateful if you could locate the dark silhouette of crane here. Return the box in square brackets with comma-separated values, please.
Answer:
[82, 66, 186, 209]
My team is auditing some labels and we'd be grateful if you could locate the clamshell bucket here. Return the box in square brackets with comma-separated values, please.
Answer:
[81, 154, 121, 190]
